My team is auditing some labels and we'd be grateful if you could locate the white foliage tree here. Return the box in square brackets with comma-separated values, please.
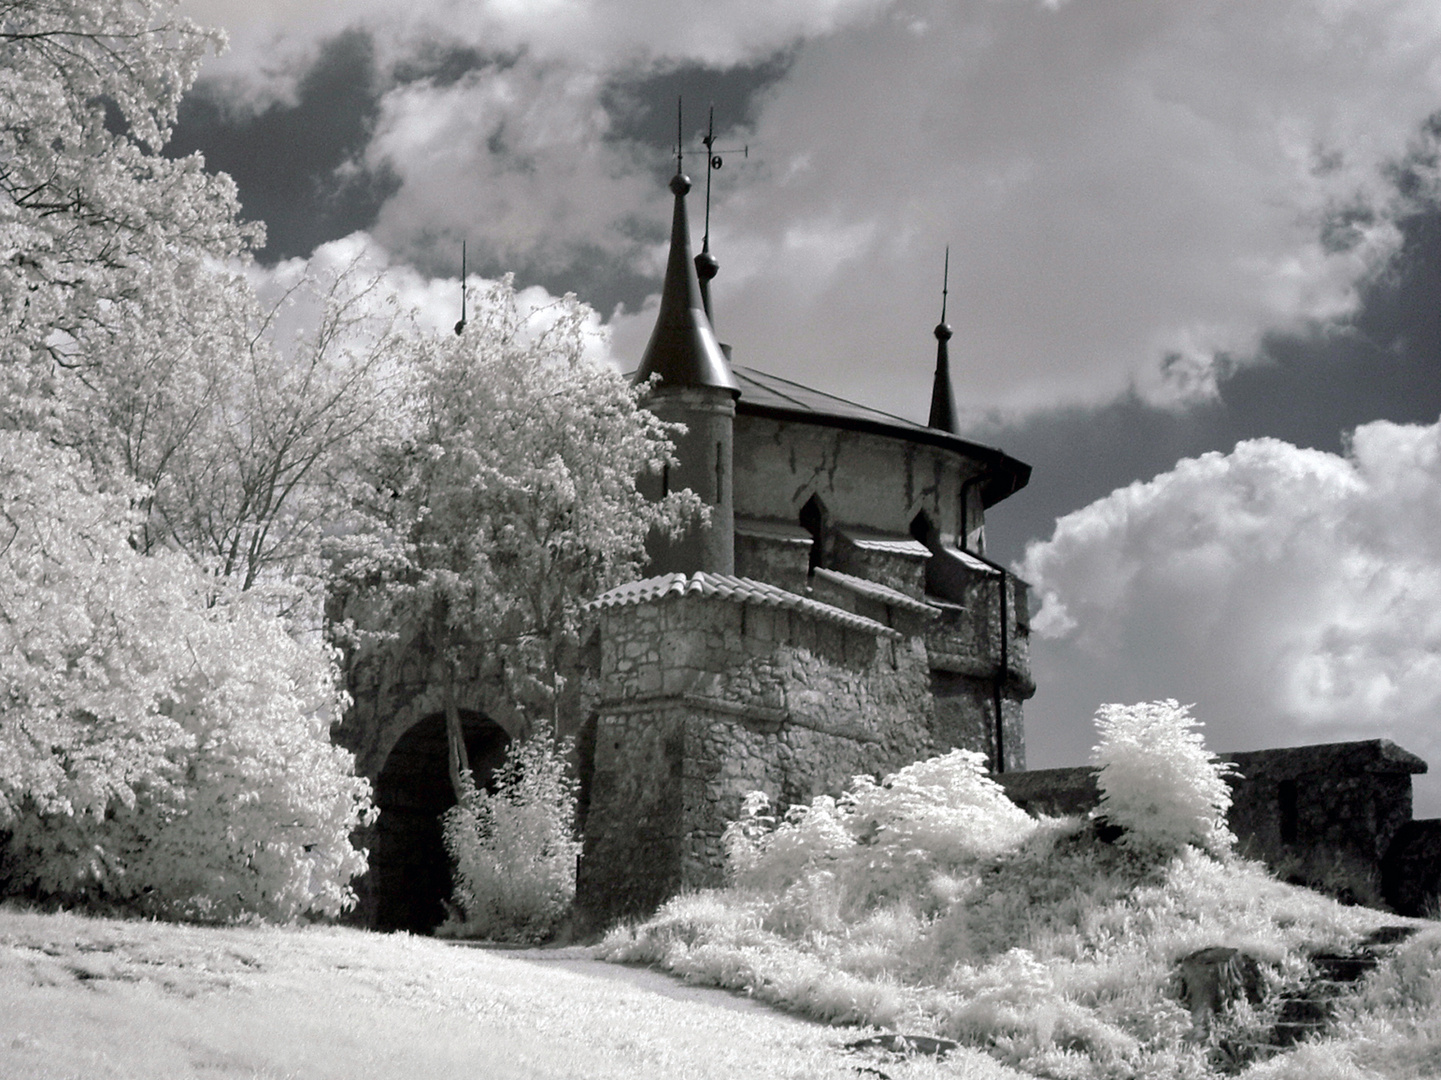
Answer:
[1091, 699, 1237, 859]
[441, 736, 580, 942]
[334, 278, 698, 795]
[65, 255, 406, 598]
[0, 434, 374, 920]
[0, 0, 380, 919]
[0, 0, 253, 417]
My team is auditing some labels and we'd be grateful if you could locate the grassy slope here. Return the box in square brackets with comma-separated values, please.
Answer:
[0, 905, 1019, 1080]
[600, 819, 1439, 1079]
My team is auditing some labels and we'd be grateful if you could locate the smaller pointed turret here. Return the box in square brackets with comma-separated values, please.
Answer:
[927, 249, 959, 434]
[633, 172, 737, 394]
[633, 144, 738, 577]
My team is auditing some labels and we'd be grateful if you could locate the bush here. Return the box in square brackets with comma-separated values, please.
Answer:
[722, 748, 1037, 910]
[441, 736, 580, 942]
[1091, 700, 1237, 859]
[0, 433, 375, 921]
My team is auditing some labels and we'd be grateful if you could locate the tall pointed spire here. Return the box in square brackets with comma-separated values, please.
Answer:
[927, 247, 959, 433]
[633, 105, 736, 394]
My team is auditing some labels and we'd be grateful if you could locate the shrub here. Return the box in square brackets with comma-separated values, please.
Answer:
[1091, 700, 1237, 859]
[0, 434, 374, 921]
[722, 748, 1036, 911]
[441, 735, 580, 942]
[723, 792, 854, 893]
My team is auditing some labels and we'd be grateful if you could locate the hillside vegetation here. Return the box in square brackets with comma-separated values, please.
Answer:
[601, 705, 1439, 1079]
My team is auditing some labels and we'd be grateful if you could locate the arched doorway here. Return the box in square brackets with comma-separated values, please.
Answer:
[370, 711, 510, 933]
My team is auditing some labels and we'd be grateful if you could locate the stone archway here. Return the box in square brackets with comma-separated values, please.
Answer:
[369, 711, 510, 934]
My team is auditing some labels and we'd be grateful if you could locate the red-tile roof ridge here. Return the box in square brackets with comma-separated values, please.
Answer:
[589, 572, 902, 638]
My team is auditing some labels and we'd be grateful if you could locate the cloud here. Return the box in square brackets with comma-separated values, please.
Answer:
[243, 231, 611, 363]
[182, 0, 1441, 424]
[693, 0, 1441, 418]
[362, 62, 652, 278]
[1018, 416, 1441, 815]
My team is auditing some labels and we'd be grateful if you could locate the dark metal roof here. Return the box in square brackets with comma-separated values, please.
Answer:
[928, 322, 959, 433]
[731, 365, 1030, 508]
[632, 173, 738, 395]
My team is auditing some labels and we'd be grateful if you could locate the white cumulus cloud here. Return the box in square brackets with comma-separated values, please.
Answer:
[1018, 416, 1441, 816]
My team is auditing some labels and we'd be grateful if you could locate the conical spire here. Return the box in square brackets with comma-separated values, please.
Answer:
[927, 248, 959, 433]
[633, 172, 737, 394]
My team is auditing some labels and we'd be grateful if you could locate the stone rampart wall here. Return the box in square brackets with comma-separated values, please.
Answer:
[997, 739, 1435, 913]
[579, 593, 936, 925]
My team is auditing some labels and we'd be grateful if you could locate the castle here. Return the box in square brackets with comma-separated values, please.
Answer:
[338, 162, 1441, 933]
[339, 163, 1035, 932]
[575, 169, 1035, 923]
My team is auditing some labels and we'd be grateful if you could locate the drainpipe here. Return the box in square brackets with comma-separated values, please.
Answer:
[994, 572, 1008, 773]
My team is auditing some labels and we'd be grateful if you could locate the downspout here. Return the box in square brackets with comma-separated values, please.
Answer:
[994, 572, 1008, 773]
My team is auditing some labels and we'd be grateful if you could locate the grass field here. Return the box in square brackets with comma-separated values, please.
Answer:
[0, 905, 1020, 1080]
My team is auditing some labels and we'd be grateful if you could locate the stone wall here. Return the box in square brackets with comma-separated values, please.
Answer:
[924, 573, 1031, 773]
[578, 583, 936, 925]
[732, 415, 985, 553]
[1382, 819, 1441, 916]
[997, 740, 1435, 912]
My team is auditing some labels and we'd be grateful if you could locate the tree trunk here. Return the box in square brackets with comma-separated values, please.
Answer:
[443, 674, 471, 802]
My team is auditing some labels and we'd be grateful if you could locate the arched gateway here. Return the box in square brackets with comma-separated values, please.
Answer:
[365, 711, 509, 933]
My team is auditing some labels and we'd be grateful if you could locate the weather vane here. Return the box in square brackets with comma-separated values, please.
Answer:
[454, 240, 467, 336]
[941, 245, 949, 324]
[672, 98, 748, 322]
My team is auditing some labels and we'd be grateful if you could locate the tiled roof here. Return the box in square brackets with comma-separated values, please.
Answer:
[589, 572, 901, 638]
[811, 568, 939, 617]
[735, 518, 813, 544]
[941, 545, 1003, 575]
[839, 529, 931, 559]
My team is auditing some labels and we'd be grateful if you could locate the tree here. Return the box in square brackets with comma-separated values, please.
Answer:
[0, 0, 379, 920]
[1091, 700, 1237, 859]
[0, 432, 374, 920]
[1, 0, 254, 420]
[62, 253, 407, 604]
[333, 277, 699, 796]
[441, 735, 580, 942]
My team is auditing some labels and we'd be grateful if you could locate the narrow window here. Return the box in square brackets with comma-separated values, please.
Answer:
[662, 463, 669, 497]
[1278, 779, 1298, 844]
[799, 493, 827, 572]
[715, 441, 724, 504]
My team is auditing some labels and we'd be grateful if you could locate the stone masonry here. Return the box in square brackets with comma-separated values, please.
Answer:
[577, 573, 937, 924]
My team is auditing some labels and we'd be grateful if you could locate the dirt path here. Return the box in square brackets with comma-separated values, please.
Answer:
[0, 908, 1011, 1080]
[453, 942, 821, 1021]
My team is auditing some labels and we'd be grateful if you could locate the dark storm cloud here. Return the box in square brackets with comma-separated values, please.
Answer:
[601, 53, 792, 157]
[982, 199, 1441, 571]
[169, 30, 399, 261]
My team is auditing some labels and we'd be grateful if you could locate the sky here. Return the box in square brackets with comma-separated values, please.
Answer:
[171, 0, 1441, 814]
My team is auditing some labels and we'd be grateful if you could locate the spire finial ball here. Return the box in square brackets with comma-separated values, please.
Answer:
[670, 172, 692, 196]
[695, 250, 719, 281]
[934, 321, 953, 342]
